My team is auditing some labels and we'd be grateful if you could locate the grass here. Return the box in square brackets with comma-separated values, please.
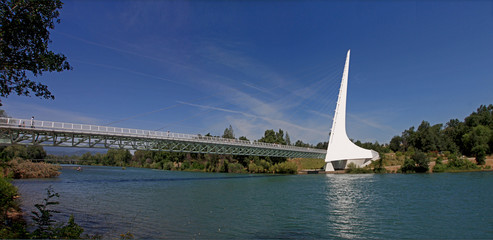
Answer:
[288, 158, 325, 171]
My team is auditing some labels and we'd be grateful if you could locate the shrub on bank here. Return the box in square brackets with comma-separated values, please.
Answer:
[0, 176, 27, 239]
[5, 158, 60, 179]
[227, 162, 246, 173]
[269, 161, 298, 174]
[399, 158, 416, 173]
[432, 155, 480, 172]
[446, 155, 479, 170]
[399, 151, 430, 173]
[345, 162, 373, 174]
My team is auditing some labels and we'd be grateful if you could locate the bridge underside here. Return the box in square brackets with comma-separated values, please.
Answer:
[0, 128, 325, 159]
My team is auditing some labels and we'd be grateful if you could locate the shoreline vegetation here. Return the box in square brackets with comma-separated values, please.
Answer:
[1, 104, 493, 238]
[0, 145, 90, 239]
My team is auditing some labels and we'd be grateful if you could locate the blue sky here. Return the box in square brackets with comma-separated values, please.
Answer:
[3, 0, 493, 144]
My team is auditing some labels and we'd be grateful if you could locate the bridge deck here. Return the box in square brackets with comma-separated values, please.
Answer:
[0, 117, 326, 159]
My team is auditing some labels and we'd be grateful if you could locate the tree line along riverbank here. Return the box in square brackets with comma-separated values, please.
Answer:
[2, 103, 493, 238]
[44, 104, 493, 174]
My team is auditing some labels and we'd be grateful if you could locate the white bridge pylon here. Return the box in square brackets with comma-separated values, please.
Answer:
[324, 50, 379, 171]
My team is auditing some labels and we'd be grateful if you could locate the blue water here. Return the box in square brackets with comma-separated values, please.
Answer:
[14, 166, 493, 239]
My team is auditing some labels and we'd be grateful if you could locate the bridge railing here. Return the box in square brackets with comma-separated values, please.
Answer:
[0, 117, 326, 154]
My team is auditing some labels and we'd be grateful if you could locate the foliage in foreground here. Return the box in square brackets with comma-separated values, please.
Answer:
[0, 175, 27, 239]
[0, 182, 94, 239]
[0, 0, 72, 106]
[30, 186, 84, 239]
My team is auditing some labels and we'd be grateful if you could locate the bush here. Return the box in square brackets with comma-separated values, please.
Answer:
[258, 159, 271, 171]
[6, 158, 60, 179]
[0, 175, 27, 239]
[53, 215, 84, 239]
[433, 155, 479, 172]
[180, 161, 191, 170]
[191, 161, 205, 170]
[247, 162, 260, 173]
[436, 156, 443, 165]
[269, 161, 297, 174]
[149, 161, 162, 170]
[227, 163, 245, 173]
[162, 161, 174, 170]
[446, 156, 479, 170]
[345, 162, 373, 174]
[412, 151, 430, 173]
[0, 176, 18, 228]
[432, 163, 446, 173]
[400, 158, 416, 173]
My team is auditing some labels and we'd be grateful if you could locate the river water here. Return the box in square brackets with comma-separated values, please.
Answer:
[14, 166, 493, 239]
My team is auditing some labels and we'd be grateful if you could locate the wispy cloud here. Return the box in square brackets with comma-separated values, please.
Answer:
[72, 60, 186, 86]
[348, 113, 397, 134]
[178, 101, 322, 134]
[307, 110, 333, 120]
[199, 42, 290, 89]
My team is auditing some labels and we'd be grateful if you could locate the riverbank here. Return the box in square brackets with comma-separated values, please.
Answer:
[293, 154, 493, 174]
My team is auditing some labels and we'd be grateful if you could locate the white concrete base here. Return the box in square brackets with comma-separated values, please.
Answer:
[325, 162, 335, 171]
[325, 150, 379, 171]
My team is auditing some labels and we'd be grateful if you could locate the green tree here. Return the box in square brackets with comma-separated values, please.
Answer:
[105, 149, 132, 166]
[0, 0, 72, 105]
[0, 109, 8, 117]
[389, 135, 403, 152]
[222, 125, 235, 139]
[401, 126, 417, 151]
[275, 129, 286, 145]
[294, 140, 311, 148]
[400, 158, 415, 173]
[259, 129, 276, 143]
[315, 141, 328, 149]
[462, 125, 491, 165]
[285, 132, 291, 145]
[26, 145, 47, 160]
[443, 118, 464, 153]
[238, 136, 249, 141]
[412, 150, 429, 173]
[464, 104, 493, 129]
[258, 129, 287, 145]
[3, 145, 27, 160]
[413, 121, 443, 152]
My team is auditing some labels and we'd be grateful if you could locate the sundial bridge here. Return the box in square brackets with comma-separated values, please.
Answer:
[0, 50, 379, 170]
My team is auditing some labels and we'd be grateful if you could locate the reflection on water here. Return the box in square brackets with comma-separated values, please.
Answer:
[324, 174, 375, 239]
